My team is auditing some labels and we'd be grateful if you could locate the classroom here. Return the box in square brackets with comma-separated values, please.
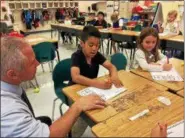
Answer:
[0, 0, 184, 137]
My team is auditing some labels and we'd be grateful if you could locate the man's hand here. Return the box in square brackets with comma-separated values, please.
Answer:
[74, 95, 106, 112]
[151, 122, 167, 138]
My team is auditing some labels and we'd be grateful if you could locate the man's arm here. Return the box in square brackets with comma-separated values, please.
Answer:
[49, 95, 106, 137]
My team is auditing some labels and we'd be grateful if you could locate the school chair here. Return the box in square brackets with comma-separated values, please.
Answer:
[32, 42, 56, 72]
[111, 53, 127, 70]
[133, 24, 142, 32]
[52, 58, 72, 137]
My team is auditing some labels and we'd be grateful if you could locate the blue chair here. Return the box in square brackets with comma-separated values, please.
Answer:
[111, 53, 127, 71]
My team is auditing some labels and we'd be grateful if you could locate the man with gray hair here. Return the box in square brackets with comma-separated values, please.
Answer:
[1, 36, 106, 137]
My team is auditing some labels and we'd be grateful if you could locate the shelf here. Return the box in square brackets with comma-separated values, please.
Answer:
[36, 2, 41, 9]
[30, 2, 35, 9]
[54, 2, 59, 8]
[8, 1, 79, 10]
[138, 11, 155, 14]
[65, 2, 69, 7]
[42, 2, 47, 9]
[48, 2, 53, 8]
[22, 2, 29, 9]
[15, 2, 22, 9]
[9, 3, 16, 10]
[59, 2, 64, 8]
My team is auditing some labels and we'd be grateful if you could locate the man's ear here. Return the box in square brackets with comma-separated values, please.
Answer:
[6, 70, 19, 80]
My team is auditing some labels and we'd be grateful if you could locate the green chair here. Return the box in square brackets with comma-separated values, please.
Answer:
[32, 42, 56, 72]
[111, 53, 127, 71]
[133, 24, 142, 32]
[52, 58, 72, 137]
[52, 58, 72, 118]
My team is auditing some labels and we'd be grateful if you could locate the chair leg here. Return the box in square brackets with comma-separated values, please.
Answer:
[34, 76, 39, 88]
[41, 64, 45, 72]
[52, 97, 59, 121]
[68, 131, 72, 138]
[59, 102, 64, 116]
[51, 61, 54, 72]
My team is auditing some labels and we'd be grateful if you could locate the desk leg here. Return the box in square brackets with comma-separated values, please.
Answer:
[58, 30, 61, 41]
[56, 49, 60, 62]
[51, 29, 53, 39]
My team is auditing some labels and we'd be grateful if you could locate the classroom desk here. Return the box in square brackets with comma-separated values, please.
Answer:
[177, 89, 184, 98]
[163, 35, 184, 51]
[62, 70, 167, 125]
[25, 35, 60, 61]
[20, 26, 54, 37]
[92, 88, 184, 137]
[131, 58, 184, 92]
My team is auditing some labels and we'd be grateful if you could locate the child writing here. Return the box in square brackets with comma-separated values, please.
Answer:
[134, 27, 172, 72]
[158, 10, 180, 35]
[69, 26, 122, 89]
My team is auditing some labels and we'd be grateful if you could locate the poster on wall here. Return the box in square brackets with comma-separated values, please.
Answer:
[106, 1, 114, 23]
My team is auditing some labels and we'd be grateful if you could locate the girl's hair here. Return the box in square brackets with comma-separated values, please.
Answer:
[111, 13, 118, 22]
[137, 27, 160, 63]
[168, 10, 178, 18]
[167, 10, 178, 22]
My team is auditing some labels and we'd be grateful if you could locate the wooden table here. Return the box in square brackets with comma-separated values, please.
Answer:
[63, 70, 168, 124]
[25, 35, 60, 61]
[20, 26, 53, 37]
[25, 35, 57, 46]
[92, 87, 184, 137]
[131, 58, 184, 92]
[163, 35, 184, 51]
[177, 89, 184, 97]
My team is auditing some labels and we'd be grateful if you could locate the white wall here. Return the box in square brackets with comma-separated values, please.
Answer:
[78, 1, 97, 13]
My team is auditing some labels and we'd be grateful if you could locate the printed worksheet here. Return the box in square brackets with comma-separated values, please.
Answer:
[167, 120, 184, 137]
[77, 85, 127, 101]
[150, 68, 183, 81]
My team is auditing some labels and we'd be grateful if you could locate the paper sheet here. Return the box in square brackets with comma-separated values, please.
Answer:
[167, 120, 184, 137]
[27, 38, 45, 43]
[77, 85, 127, 101]
[150, 68, 183, 81]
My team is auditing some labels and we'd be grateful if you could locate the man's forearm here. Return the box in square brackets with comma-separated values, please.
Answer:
[49, 102, 82, 137]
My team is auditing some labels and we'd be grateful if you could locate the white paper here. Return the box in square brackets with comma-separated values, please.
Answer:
[167, 120, 184, 137]
[150, 68, 183, 81]
[159, 32, 170, 37]
[77, 85, 127, 101]
[27, 38, 45, 43]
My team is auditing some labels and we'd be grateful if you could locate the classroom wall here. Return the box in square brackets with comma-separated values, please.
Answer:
[78, 1, 97, 13]
[155, 1, 184, 21]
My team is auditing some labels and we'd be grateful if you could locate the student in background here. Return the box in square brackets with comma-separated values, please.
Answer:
[69, 26, 122, 89]
[61, 15, 73, 44]
[134, 27, 172, 72]
[158, 10, 180, 35]
[110, 12, 125, 53]
[86, 13, 96, 26]
[94, 11, 108, 29]
[110, 12, 124, 30]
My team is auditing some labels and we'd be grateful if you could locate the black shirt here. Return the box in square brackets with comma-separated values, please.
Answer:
[86, 19, 96, 26]
[94, 20, 108, 28]
[69, 50, 106, 85]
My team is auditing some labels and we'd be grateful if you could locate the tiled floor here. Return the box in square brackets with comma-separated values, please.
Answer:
[25, 31, 132, 137]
